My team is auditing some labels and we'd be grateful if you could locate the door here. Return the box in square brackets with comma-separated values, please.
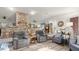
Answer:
[70, 17, 78, 35]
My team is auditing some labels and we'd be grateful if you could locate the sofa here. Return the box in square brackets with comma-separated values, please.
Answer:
[69, 37, 79, 51]
[36, 30, 47, 43]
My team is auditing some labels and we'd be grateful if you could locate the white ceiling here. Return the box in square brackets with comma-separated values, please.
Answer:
[0, 7, 79, 18]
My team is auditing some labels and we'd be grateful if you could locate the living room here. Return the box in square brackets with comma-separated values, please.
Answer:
[0, 7, 79, 51]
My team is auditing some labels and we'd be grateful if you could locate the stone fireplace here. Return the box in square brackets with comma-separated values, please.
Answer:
[0, 11, 29, 39]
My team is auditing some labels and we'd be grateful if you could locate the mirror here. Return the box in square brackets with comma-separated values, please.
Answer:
[58, 21, 64, 27]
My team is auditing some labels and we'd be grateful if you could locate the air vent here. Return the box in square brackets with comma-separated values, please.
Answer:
[3, 16, 6, 19]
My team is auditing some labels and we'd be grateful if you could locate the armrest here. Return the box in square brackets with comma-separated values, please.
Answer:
[71, 44, 79, 50]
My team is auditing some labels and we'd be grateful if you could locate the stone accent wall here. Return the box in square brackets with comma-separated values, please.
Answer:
[1, 11, 28, 38]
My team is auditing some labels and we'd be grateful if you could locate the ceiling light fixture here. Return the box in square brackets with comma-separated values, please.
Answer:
[8, 7, 14, 11]
[30, 11, 36, 15]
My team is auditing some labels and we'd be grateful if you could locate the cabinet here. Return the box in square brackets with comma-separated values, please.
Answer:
[45, 24, 49, 34]
[49, 23, 53, 33]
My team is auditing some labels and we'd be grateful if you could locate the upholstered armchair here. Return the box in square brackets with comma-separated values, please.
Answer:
[13, 31, 30, 49]
[53, 31, 64, 44]
[36, 30, 47, 43]
[0, 42, 9, 51]
[69, 37, 79, 51]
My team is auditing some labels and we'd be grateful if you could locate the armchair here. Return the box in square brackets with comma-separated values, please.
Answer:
[53, 31, 64, 44]
[36, 30, 47, 43]
[0, 42, 9, 51]
[0, 38, 13, 51]
[13, 31, 30, 49]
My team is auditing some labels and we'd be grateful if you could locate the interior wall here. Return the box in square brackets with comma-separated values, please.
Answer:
[7, 13, 16, 25]
[47, 11, 79, 34]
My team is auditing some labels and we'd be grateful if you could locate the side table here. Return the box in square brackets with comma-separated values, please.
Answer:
[30, 36, 36, 44]
[47, 34, 54, 42]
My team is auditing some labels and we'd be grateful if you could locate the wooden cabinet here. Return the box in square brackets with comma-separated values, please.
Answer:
[49, 23, 53, 33]
[45, 23, 53, 34]
[45, 24, 49, 34]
